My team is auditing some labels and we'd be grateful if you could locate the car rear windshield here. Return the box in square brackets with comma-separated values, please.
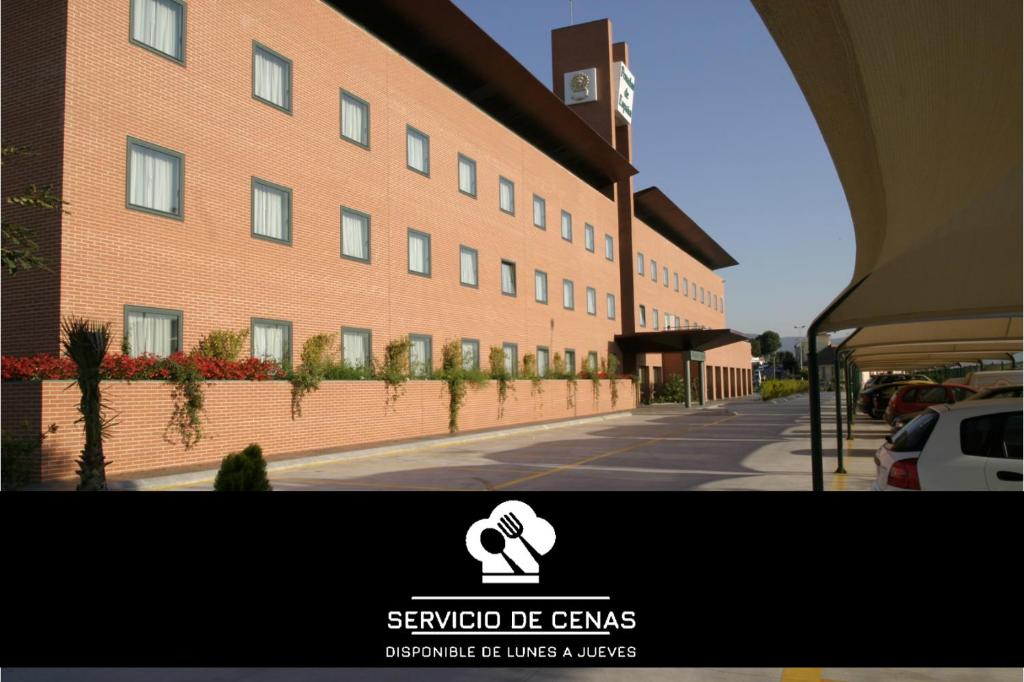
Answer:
[891, 411, 939, 452]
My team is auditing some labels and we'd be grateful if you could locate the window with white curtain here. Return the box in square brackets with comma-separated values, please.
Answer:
[650, 259, 658, 281]
[125, 306, 180, 357]
[606, 293, 616, 320]
[341, 91, 369, 147]
[131, 0, 185, 62]
[461, 339, 480, 371]
[251, 319, 291, 366]
[587, 351, 598, 372]
[407, 126, 430, 175]
[127, 138, 182, 218]
[408, 229, 431, 276]
[565, 350, 576, 376]
[341, 207, 370, 262]
[460, 246, 478, 287]
[536, 347, 550, 377]
[562, 279, 574, 310]
[653, 308, 660, 330]
[503, 343, 518, 377]
[534, 270, 548, 303]
[252, 178, 291, 243]
[342, 328, 371, 369]
[501, 260, 517, 296]
[584, 224, 595, 252]
[663, 266, 669, 287]
[692, 284, 698, 300]
[458, 154, 477, 197]
[639, 305, 647, 328]
[499, 177, 515, 215]
[560, 210, 572, 242]
[683, 277, 689, 296]
[253, 43, 291, 112]
[674, 273, 679, 291]
[409, 334, 432, 377]
[605, 234, 614, 261]
[665, 312, 671, 329]
[586, 287, 597, 315]
[637, 252, 645, 276]
[533, 195, 546, 229]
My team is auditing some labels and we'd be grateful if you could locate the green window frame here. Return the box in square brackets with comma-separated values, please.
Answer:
[408, 228, 431, 277]
[252, 41, 292, 114]
[341, 326, 372, 370]
[459, 245, 479, 288]
[533, 194, 546, 229]
[341, 206, 371, 263]
[605, 234, 615, 261]
[251, 177, 292, 245]
[458, 154, 477, 198]
[340, 89, 370, 148]
[250, 317, 293, 368]
[499, 176, 515, 215]
[584, 223, 595, 252]
[461, 338, 480, 371]
[534, 269, 548, 304]
[565, 349, 576, 376]
[129, 0, 187, 64]
[406, 125, 430, 176]
[562, 279, 575, 310]
[503, 342, 518, 378]
[586, 287, 597, 315]
[123, 304, 182, 357]
[561, 210, 572, 242]
[409, 334, 433, 377]
[125, 137, 184, 220]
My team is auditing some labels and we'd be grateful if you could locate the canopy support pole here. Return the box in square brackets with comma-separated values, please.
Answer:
[844, 352, 855, 440]
[834, 350, 845, 474]
[698, 360, 706, 406]
[684, 357, 692, 408]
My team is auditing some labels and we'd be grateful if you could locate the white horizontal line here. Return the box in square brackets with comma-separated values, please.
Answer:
[411, 631, 610, 636]
[411, 596, 610, 601]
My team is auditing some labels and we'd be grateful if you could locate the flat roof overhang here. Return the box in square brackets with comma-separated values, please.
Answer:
[615, 329, 751, 355]
[328, 0, 638, 192]
[633, 187, 739, 270]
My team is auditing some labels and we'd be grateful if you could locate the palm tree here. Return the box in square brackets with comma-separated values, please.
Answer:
[61, 317, 112, 491]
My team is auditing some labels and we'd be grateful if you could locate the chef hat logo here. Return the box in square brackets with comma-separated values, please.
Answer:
[465, 500, 556, 584]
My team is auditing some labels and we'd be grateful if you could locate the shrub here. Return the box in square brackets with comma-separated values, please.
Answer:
[289, 333, 338, 418]
[213, 443, 272, 491]
[488, 346, 514, 419]
[380, 336, 412, 409]
[760, 379, 809, 401]
[195, 328, 249, 361]
[653, 375, 689, 403]
[1, 423, 57, 490]
[438, 340, 488, 433]
[322, 361, 374, 380]
[522, 353, 542, 395]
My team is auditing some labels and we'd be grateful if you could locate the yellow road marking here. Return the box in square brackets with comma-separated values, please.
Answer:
[492, 414, 737, 490]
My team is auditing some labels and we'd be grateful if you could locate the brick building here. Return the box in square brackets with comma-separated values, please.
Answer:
[2, 0, 753, 478]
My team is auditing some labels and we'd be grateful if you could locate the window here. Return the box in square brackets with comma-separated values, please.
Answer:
[534, 270, 548, 303]
[409, 334, 432, 377]
[533, 195, 546, 229]
[499, 176, 515, 214]
[561, 210, 572, 242]
[693, 285, 698, 301]
[252, 43, 291, 112]
[342, 327, 372, 370]
[406, 126, 430, 176]
[461, 339, 480, 371]
[961, 412, 1022, 459]
[458, 154, 477, 197]
[650, 259, 657, 281]
[341, 207, 370, 262]
[664, 312, 671, 329]
[126, 138, 183, 219]
[663, 266, 669, 287]
[721, 298, 725, 314]
[683, 278, 689, 296]
[251, 178, 291, 244]
[408, 229, 431, 276]
[712, 293, 718, 310]
[637, 253, 645, 276]
[586, 287, 597, 315]
[700, 287, 706, 304]
[606, 293, 616, 320]
[565, 349, 576, 376]
[503, 343, 518, 377]
[251, 318, 292, 367]
[340, 90, 369, 147]
[587, 351, 598, 372]
[536, 347, 550, 377]
[459, 245, 478, 287]
[605, 234, 614, 261]
[584, 224, 595, 252]
[674, 273, 679, 292]
[130, 0, 185, 63]
[562, 279, 574, 310]
[891, 411, 939, 452]
[501, 260, 517, 296]
[639, 305, 647, 328]
[124, 305, 181, 357]
[652, 308, 660, 330]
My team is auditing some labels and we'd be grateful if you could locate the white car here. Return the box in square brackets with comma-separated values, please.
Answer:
[873, 398, 1022, 490]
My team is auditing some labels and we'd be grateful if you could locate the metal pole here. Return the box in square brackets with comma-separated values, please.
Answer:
[845, 353, 854, 439]
[684, 358, 692, 408]
[834, 350, 845, 474]
[698, 360, 706, 406]
[807, 331, 824, 490]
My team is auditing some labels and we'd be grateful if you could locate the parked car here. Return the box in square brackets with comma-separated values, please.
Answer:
[873, 398, 1022, 490]
[957, 369, 1023, 390]
[858, 380, 931, 420]
[964, 384, 1023, 401]
[884, 383, 976, 426]
[863, 373, 934, 390]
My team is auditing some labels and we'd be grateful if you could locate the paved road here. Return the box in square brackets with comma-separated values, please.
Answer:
[176, 393, 879, 491]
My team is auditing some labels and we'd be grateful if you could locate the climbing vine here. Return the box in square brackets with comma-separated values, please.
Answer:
[381, 336, 412, 410]
[289, 333, 337, 418]
[607, 354, 620, 408]
[522, 353, 543, 396]
[439, 341, 488, 433]
[488, 345, 514, 419]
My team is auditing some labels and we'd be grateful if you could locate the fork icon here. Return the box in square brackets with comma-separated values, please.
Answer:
[497, 512, 545, 564]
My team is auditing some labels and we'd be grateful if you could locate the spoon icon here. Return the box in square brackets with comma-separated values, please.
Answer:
[480, 527, 526, 575]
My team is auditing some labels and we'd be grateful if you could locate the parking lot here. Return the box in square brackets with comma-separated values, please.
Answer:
[167, 393, 876, 492]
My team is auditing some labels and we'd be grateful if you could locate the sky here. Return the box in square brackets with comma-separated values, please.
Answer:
[452, 0, 855, 337]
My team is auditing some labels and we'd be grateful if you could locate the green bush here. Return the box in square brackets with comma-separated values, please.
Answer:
[213, 443, 272, 491]
[322, 361, 375, 380]
[2, 423, 56, 490]
[653, 375, 689, 403]
[760, 379, 809, 401]
[194, 328, 249, 361]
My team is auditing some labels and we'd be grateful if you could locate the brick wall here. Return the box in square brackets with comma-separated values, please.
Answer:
[4, 378, 636, 482]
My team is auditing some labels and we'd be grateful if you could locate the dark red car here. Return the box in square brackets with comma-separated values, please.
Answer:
[884, 383, 976, 426]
